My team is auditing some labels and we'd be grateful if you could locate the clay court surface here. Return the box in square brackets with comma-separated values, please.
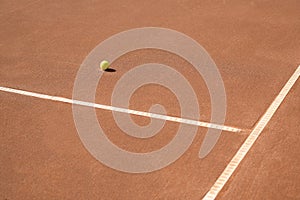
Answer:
[1, 0, 300, 199]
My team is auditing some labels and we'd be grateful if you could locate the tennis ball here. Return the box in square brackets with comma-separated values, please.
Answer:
[100, 60, 110, 71]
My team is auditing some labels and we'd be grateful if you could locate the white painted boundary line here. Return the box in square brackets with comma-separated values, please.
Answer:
[203, 65, 300, 200]
[0, 86, 241, 133]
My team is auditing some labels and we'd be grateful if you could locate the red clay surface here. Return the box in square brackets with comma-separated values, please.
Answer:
[0, 0, 299, 199]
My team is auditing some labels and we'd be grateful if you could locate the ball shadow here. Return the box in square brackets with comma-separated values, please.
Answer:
[105, 68, 116, 72]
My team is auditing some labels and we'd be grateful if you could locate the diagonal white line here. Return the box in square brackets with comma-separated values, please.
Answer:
[203, 65, 300, 200]
[0, 86, 242, 133]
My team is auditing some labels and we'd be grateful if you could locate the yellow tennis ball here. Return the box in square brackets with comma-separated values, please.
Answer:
[100, 60, 110, 71]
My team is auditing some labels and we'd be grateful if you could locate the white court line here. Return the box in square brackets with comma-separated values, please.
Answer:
[0, 86, 241, 133]
[203, 65, 300, 200]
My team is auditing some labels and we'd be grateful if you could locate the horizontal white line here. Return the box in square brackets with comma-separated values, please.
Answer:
[202, 65, 300, 200]
[0, 86, 242, 133]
